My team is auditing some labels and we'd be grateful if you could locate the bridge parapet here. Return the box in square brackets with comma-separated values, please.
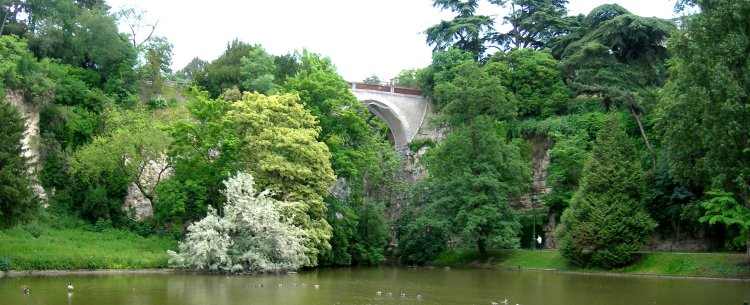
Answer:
[349, 82, 422, 96]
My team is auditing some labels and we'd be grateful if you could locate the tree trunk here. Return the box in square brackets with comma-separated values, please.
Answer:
[628, 106, 656, 170]
[477, 238, 487, 258]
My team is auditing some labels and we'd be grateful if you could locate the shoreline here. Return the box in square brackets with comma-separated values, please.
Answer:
[0, 268, 178, 278]
[501, 266, 750, 282]
[3, 265, 750, 282]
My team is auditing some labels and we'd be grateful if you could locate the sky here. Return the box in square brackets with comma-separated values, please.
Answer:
[105, 0, 679, 82]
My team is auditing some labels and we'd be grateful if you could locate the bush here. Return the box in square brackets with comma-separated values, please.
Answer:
[168, 172, 309, 273]
[0, 257, 11, 271]
[148, 96, 168, 109]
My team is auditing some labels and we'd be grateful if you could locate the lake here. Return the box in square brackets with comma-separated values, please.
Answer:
[1, 267, 748, 305]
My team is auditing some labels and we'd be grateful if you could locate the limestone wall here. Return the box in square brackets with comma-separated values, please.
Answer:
[6, 90, 47, 201]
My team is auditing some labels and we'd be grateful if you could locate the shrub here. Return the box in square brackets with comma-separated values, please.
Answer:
[0, 257, 11, 271]
[148, 96, 168, 109]
[168, 172, 309, 273]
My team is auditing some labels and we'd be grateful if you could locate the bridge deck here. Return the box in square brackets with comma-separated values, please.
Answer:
[349, 82, 422, 96]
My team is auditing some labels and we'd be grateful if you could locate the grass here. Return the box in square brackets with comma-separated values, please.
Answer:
[433, 249, 750, 279]
[0, 221, 176, 271]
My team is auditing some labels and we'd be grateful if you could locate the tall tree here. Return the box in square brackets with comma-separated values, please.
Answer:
[0, 99, 36, 227]
[426, 0, 496, 59]
[492, 0, 570, 50]
[555, 5, 675, 168]
[424, 116, 528, 256]
[284, 51, 401, 266]
[140, 36, 173, 96]
[658, 0, 750, 255]
[557, 116, 655, 268]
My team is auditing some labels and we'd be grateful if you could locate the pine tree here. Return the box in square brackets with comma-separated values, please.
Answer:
[0, 100, 36, 227]
[557, 116, 655, 268]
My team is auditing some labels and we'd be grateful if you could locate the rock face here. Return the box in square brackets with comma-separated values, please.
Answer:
[123, 156, 172, 220]
[513, 135, 553, 210]
[6, 90, 47, 202]
[329, 177, 351, 202]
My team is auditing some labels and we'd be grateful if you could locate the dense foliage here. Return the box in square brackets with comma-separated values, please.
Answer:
[658, 0, 750, 254]
[0, 0, 748, 274]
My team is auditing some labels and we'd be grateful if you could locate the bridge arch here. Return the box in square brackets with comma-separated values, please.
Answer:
[361, 99, 409, 149]
[350, 83, 431, 152]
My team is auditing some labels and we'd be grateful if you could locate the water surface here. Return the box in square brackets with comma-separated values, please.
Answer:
[1, 267, 748, 305]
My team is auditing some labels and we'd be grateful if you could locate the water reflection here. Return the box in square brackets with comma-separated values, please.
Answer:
[0, 267, 748, 305]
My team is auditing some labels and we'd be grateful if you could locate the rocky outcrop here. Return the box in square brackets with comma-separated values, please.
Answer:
[6, 90, 47, 202]
[329, 177, 351, 202]
[123, 156, 172, 220]
[513, 135, 553, 210]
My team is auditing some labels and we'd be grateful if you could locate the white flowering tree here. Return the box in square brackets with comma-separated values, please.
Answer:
[168, 172, 309, 273]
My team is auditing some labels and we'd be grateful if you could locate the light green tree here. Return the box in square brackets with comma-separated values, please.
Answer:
[226, 92, 335, 265]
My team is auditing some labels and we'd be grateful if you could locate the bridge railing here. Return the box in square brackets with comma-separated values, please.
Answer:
[349, 82, 422, 96]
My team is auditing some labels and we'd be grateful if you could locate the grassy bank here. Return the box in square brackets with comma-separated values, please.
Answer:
[0, 223, 176, 271]
[433, 249, 750, 279]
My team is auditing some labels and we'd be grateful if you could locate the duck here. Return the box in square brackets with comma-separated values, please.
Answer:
[313, 284, 320, 289]
[22, 286, 30, 295]
[66, 282, 74, 292]
[501, 299, 509, 305]
[376, 291, 382, 296]
[386, 292, 393, 297]
[416, 293, 422, 300]
[400, 291, 406, 297]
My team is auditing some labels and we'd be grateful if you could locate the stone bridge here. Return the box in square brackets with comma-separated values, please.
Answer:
[349, 82, 433, 151]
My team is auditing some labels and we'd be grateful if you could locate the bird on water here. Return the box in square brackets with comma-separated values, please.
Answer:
[66, 282, 74, 292]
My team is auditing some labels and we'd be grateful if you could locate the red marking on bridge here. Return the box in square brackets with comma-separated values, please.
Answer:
[349, 82, 422, 96]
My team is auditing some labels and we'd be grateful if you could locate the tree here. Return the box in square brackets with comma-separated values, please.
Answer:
[27, 1, 138, 95]
[0, 99, 36, 227]
[426, 0, 496, 59]
[362, 74, 381, 85]
[658, 0, 750, 255]
[492, 0, 570, 50]
[554, 5, 675, 168]
[434, 60, 517, 124]
[284, 51, 402, 266]
[557, 116, 655, 268]
[699, 191, 750, 253]
[423, 117, 528, 256]
[489, 48, 570, 117]
[176, 57, 207, 83]
[196, 40, 259, 97]
[71, 108, 171, 222]
[168, 172, 309, 273]
[226, 92, 335, 265]
[418, 47, 474, 102]
[116, 7, 158, 49]
[393, 69, 422, 88]
[240, 46, 277, 94]
[158, 90, 241, 226]
[140, 36, 173, 96]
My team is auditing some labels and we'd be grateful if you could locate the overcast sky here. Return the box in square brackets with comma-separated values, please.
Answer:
[106, 0, 678, 82]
